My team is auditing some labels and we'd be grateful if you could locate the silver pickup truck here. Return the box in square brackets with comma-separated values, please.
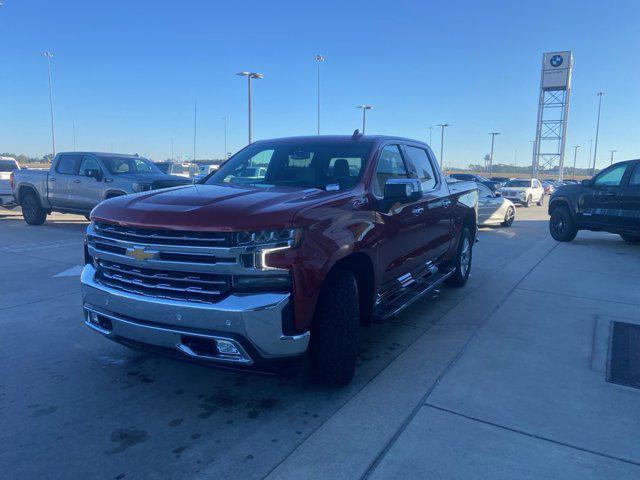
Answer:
[12, 152, 191, 225]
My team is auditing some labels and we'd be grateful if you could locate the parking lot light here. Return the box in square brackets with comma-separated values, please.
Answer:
[237, 72, 264, 144]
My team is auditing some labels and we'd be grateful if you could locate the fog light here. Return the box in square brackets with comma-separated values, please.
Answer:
[216, 339, 240, 356]
[88, 311, 99, 325]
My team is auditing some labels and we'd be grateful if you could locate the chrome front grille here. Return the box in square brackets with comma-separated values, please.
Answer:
[95, 259, 231, 303]
[94, 222, 232, 247]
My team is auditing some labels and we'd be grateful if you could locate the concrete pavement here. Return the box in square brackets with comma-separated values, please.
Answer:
[2, 205, 639, 479]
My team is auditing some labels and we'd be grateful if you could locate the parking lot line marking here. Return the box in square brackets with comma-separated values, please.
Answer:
[53, 265, 84, 278]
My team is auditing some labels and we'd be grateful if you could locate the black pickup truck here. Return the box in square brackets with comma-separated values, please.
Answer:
[548, 159, 640, 243]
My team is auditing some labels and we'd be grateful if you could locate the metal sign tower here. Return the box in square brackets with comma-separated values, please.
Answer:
[532, 51, 573, 180]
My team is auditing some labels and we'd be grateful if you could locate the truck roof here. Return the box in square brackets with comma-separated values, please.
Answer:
[252, 135, 430, 146]
[55, 152, 145, 158]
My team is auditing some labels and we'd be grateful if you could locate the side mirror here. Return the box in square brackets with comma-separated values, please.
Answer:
[383, 178, 422, 204]
[84, 168, 102, 181]
[581, 179, 591, 187]
[494, 191, 502, 197]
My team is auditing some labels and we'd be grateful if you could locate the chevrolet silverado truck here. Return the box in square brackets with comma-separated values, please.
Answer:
[12, 152, 191, 225]
[549, 159, 640, 243]
[81, 135, 478, 385]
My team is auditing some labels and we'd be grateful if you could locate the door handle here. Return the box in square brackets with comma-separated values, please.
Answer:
[49, 178, 56, 182]
[74, 179, 81, 183]
[412, 207, 425, 216]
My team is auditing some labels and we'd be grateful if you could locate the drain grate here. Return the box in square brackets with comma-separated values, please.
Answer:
[608, 322, 640, 389]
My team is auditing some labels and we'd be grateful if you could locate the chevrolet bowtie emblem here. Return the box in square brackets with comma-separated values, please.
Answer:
[126, 246, 159, 262]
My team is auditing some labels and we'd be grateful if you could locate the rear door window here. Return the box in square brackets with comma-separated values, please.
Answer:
[403, 145, 437, 191]
[55, 154, 83, 175]
[373, 145, 409, 196]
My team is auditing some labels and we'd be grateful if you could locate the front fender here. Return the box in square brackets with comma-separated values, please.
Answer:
[548, 195, 577, 218]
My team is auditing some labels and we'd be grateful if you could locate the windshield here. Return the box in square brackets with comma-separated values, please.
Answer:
[100, 156, 162, 175]
[505, 180, 531, 187]
[206, 141, 374, 190]
[0, 160, 18, 172]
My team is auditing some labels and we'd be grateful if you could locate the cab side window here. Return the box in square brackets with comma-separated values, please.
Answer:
[55, 154, 83, 175]
[373, 145, 408, 196]
[403, 145, 437, 191]
[477, 184, 493, 198]
[594, 164, 628, 187]
[79, 156, 101, 176]
[629, 164, 640, 186]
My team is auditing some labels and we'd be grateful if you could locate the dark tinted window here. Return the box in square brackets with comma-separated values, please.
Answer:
[101, 156, 161, 175]
[0, 159, 18, 172]
[594, 164, 628, 187]
[404, 145, 436, 190]
[628, 164, 640, 186]
[451, 173, 472, 180]
[373, 145, 408, 196]
[477, 183, 493, 197]
[80, 155, 101, 175]
[55, 154, 83, 175]
[505, 179, 531, 188]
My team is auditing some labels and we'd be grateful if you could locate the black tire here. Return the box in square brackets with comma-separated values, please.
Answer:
[620, 233, 640, 243]
[310, 269, 359, 386]
[549, 206, 578, 242]
[21, 193, 47, 225]
[444, 227, 473, 287]
[537, 195, 544, 206]
[523, 195, 532, 208]
[501, 206, 515, 227]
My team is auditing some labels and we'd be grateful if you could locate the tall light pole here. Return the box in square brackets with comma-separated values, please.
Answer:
[236, 71, 264, 144]
[488, 132, 500, 177]
[357, 105, 373, 134]
[609, 149, 617, 165]
[530, 140, 536, 178]
[429, 126, 433, 145]
[588, 139, 593, 175]
[592, 92, 604, 175]
[170, 137, 174, 161]
[437, 124, 450, 170]
[314, 54, 325, 135]
[222, 116, 228, 159]
[72, 120, 76, 151]
[193, 102, 197, 162]
[43, 51, 56, 157]
[571, 145, 581, 179]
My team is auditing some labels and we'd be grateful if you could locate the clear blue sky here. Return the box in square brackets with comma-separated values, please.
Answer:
[1, 0, 638, 170]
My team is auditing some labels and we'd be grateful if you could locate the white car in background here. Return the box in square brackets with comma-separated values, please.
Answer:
[500, 178, 545, 207]
[477, 182, 516, 227]
[0, 157, 19, 209]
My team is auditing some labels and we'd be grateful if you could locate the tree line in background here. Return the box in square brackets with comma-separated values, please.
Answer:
[1, 153, 53, 164]
[464, 163, 598, 177]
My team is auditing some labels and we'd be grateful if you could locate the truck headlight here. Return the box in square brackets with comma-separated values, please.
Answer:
[132, 182, 152, 193]
[236, 228, 302, 270]
[235, 228, 301, 248]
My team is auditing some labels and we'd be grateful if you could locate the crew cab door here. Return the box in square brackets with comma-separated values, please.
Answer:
[401, 144, 452, 261]
[581, 163, 629, 228]
[48, 153, 83, 209]
[75, 154, 105, 211]
[616, 162, 640, 233]
[372, 144, 429, 284]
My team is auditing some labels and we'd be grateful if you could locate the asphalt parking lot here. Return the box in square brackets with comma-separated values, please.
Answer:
[2, 204, 639, 480]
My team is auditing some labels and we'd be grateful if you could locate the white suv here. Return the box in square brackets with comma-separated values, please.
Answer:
[500, 178, 545, 207]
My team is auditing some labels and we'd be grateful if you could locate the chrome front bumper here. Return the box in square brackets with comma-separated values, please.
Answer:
[81, 265, 310, 366]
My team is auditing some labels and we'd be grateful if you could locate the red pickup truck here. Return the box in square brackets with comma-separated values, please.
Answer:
[82, 135, 478, 385]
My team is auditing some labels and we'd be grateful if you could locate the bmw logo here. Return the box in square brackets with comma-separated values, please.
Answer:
[550, 55, 563, 67]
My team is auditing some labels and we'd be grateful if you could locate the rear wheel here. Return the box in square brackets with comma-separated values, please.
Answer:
[310, 269, 359, 385]
[21, 193, 47, 225]
[620, 234, 640, 243]
[501, 206, 515, 227]
[549, 206, 578, 242]
[537, 194, 544, 206]
[444, 227, 473, 287]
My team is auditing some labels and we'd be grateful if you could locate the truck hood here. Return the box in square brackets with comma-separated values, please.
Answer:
[91, 183, 330, 231]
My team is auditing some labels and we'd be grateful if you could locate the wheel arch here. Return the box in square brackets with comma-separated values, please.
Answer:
[325, 251, 376, 325]
[104, 189, 127, 200]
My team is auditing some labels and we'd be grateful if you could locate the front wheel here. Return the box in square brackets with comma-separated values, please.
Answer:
[501, 206, 515, 227]
[549, 206, 578, 242]
[620, 234, 640, 243]
[523, 196, 532, 208]
[444, 227, 473, 287]
[310, 269, 359, 385]
[21, 193, 47, 225]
